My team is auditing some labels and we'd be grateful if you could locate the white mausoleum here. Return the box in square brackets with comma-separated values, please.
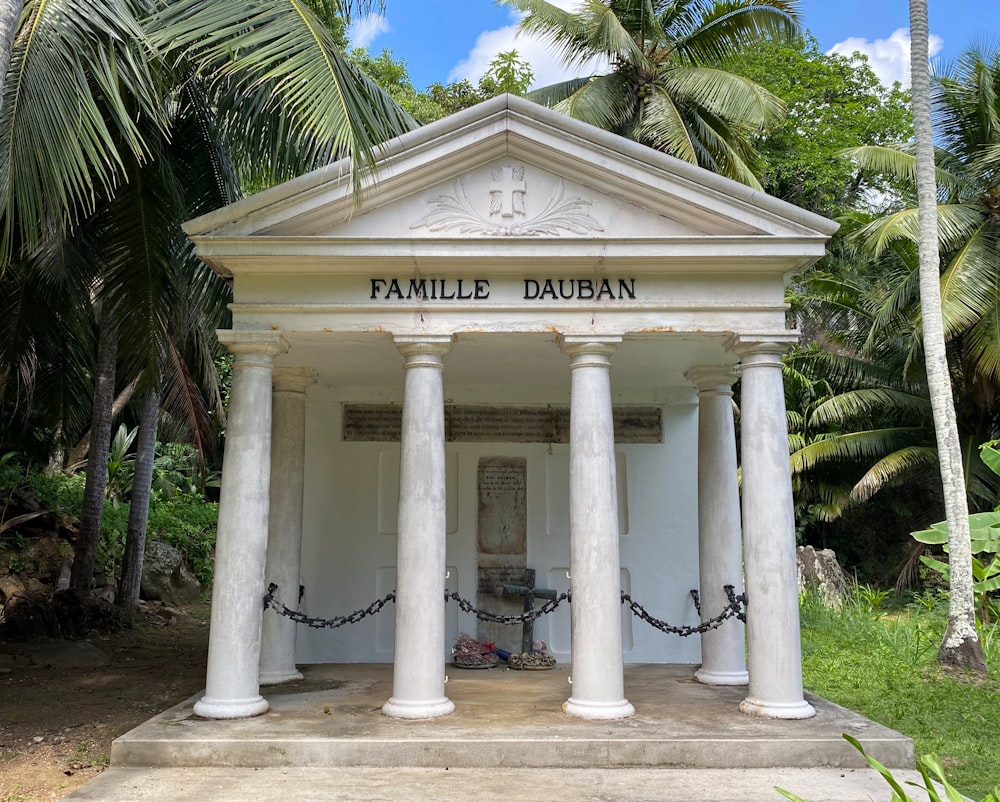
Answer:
[184, 95, 838, 722]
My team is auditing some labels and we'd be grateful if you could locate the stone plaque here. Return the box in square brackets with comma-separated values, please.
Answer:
[476, 457, 527, 652]
[342, 404, 661, 443]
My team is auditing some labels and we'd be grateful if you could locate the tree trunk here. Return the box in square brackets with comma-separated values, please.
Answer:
[908, 0, 987, 673]
[70, 311, 118, 594]
[117, 388, 160, 613]
[66, 375, 141, 470]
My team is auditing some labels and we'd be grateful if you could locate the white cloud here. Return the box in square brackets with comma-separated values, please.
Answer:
[828, 27, 943, 89]
[348, 14, 390, 49]
[448, 4, 606, 90]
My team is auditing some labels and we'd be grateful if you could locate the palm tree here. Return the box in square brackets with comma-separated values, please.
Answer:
[0, 0, 417, 594]
[906, 0, 985, 672]
[501, 0, 801, 188]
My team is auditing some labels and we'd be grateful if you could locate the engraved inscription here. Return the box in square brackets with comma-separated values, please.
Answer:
[343, 404, 661, 443]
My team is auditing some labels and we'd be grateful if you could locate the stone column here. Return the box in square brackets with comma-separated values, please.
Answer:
[195, 331, 287, 719]
[260, 367, 317, 686]
[685, 366, 748, 686]
[732, 338, 815, 719]
[560, 336, 634, 720]
[382, 336, 455, 720]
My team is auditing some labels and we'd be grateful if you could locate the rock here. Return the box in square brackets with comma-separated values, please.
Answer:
[0, 574, 27, 604]
[797, 545, 849, 608]
[141, 541, 201, 605]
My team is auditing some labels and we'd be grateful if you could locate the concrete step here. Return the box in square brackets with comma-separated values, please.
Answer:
[63, 766, 929, 802]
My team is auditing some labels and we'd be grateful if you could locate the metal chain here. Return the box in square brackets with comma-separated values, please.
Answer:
[445, 590, 570, 624]
[622, 585, 747, 636]
[263, 583, 746, 636]
[262, 583, 396, 630]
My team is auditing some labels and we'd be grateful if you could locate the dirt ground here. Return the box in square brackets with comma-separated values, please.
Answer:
[0, 600, 210, 801]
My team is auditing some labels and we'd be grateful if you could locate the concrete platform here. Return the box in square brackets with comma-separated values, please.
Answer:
[63, 765, 929, 802]
[110, 664, 914, 770]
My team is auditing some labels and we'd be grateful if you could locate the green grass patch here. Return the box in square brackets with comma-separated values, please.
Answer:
[800, 591, 1000, 797]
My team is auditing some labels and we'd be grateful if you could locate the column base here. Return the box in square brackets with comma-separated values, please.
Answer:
[739, 696, 816, 719]
[563, 697, 635, 720]
[259, 668, 304, 686]
[193, 694, 270, 719]
[695, 668, 749, 686]
[382, 696, 455, 720]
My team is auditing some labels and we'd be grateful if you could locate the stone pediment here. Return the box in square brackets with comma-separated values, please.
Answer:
[185, 95, 837, 277]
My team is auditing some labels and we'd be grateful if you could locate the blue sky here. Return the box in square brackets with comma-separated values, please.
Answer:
[348, 1, 993, 91]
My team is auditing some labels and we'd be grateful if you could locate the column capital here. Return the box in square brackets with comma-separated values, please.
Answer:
[394, 335, 453, 363]
[726, 333, 798, 361]
[216, 330, 289, 361]
[272, 367, 318, 394]
[559, 335, 622, 363]
[685, 365, 739, 392]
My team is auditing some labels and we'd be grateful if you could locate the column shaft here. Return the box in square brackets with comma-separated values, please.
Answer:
[382, 337, 455, 719]
[561, 336, 634, 720]
[260, 368, 316, 685]
[686, 367, 748, 685]
[735, 341, 815, 719]
[195, 331, 286, 719]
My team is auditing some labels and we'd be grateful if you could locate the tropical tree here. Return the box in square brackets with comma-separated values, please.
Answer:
[726, 36, 911, 216]
[501, 0, 801, 188]
[906, 1, 986, 672]
[0, 0, 417, 596]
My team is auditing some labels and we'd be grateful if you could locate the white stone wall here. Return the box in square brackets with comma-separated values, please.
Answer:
[296, 386, 701, 665]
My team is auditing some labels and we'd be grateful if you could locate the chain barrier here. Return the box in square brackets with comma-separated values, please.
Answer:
[262, 583, 395, 630]
[622, 584, 747, 637]
[444, 590, 570, 624]
[263, 583, 746, 636]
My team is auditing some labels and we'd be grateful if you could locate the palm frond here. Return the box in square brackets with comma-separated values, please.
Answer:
[843, 144, 965, 195]
[148, 0, 417, 195]
[851, 446, 939, 502]
[854, 203, 984, 257]
[526, 77, 595, 108]
[0, 0, 164, 263]
[809, 389, 931, 427]
[791, 428, 925, 474]
[675, 1, 801, 66]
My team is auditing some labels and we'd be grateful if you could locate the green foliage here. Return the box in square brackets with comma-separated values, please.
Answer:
[778, 733, 1000, 802]
[152, 441, 219, 498]
[478, 50, 534, 96]
[799, 591, 1000, 796]
[727, 36, 911, 215]
[505, 0, 801, 188]
[348, 47, 450, 125]
[911, 442, 1000, 624]
[23, 466, 217, 583]
[144, 494, 218, 584]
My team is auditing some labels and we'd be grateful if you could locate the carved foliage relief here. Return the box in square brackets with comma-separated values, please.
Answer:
[411, 163, 603, 237]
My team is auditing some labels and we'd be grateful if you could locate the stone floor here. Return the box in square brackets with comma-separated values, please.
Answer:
[63, 663, 929, 802]
[110, 663, 913, 770]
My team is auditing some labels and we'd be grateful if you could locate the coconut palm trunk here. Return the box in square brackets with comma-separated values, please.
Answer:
[70, 308, 117, 594]
[117, 387, 160, 613]
[908, 0, 987, 673]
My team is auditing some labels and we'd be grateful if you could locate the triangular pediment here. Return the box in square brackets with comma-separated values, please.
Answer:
[185, 95, 836, 276]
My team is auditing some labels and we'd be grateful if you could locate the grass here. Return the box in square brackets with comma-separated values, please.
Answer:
[799, 589, 1000, 798]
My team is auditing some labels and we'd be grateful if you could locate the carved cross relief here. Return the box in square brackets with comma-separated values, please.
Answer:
[489, 165, 526, 218]
[411, 162, 603, 237]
